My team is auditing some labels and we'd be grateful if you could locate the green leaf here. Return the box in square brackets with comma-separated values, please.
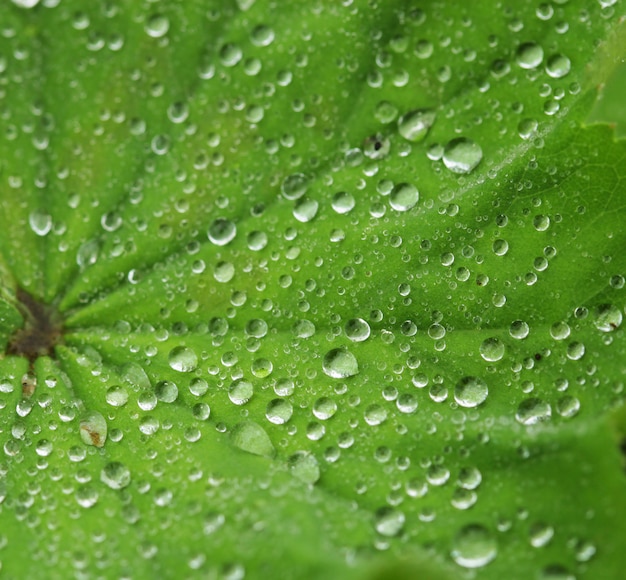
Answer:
[1, 0, 626, 578]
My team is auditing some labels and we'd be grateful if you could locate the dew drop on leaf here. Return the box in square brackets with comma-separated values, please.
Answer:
[397, 109, 436, 142]
[516, 42, 545, 69]
[593, 304, 622, 332]
[516, 397, 552, 425]
[265, 399, 293, 425]
[374, 507, 405, 537]
[101, 462, 131, 490]
[155, 380, 179, 403]
[230, 421, 275, 458]
[451, 524, 498, 568]
[443, 138, 483, 174]
[479, 337, 505, 362]
[145, 14, 170, 38]
[322, 348, 359, 378]
[105, 385, 129, 407]
[281, 173, 308, 200]
[228, 380, 254, 405]
[344, 318, 371, 342]
[389, 182, 419, 212]
[288, 451, 320, 484]
[168, 346, 198, 372]
[546, 54, 571, 78]
[28, 210, 52, 236]
[454, 377, 488, 408]
[79, 411, 107, 447]
[208, 218, 237, 246]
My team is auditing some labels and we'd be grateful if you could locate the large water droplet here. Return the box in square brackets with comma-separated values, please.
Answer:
[101, 462, 131, 490]
[168, 346, 198, 372]
[145, 14, 170, 38]
[479, 337, 505, 362]
[454, 377, 488, 408]
[344, 318, 371, 342]
[322, 348, 359, 378]
[230, 421, 275, 458]
[374, 507, 405, 536]
[451, 524, 498, 568]
[208, 218, 237, 246]
[389, 182, 419, 212]
[265, 399, 293, 425]
[288, 451, 320, 484]
[79, 411, 107, 447]
[593, 304, 622, 332]
[228, 380, 254, 405]
[443, 138, 483, 174]
[281, 173, 308, 200]
[397, 109, 436, 142]
[516, 42, 544, 69]
[516, 398, 552, 425]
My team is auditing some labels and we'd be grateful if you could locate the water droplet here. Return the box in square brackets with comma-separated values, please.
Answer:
[451, 524, 498, 568]
[155, 380, 179, 403]
[106, 385, 129, 407]
[145, 14, 169, 38]
[509, 320, 530, 340]
[550, 321, 571, 340]
[397, 109, 436, 142]
[516, 42, 544, 69]
[516, 398, 552, 425]
[322, 348, 359, 378]
[344, 318, 371, 342]
[458, 467, 482, 490]
[228, 380, 254, 405]
[454, 377, 488, 408]
[443, 138, 483, 174]
[230, 421, 275, 458]
[281, 173, 308, 200]
[331, 191, 356, 214]
[208, 218, 237, 246]
[374, 507, 405, 536]
[593, 304, 622, 332]
[529, 522, 554, 547]
[265, 399, 293, 425]
[546, 54, 571, 78]
[168, 346, 198, 372]
[566, 342, 585, 361]
[479, 337, 505, 362]
[556, 396, 580, 418]
[29, 210, 52, 236]
[288, 451, 320, 484]
[364, 404, 388, 426]
[312, 397, 337, 420]
[214, 261, 235, 283]
[293, 198, 319, 222]
[79, 411, 107, 447]
[389, 182, 419, 212]
[101, 462, 131, 490]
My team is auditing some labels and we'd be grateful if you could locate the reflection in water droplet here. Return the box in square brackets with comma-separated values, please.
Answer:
[208, 218, 237, 246]
[389, 182, 419, 212]
[451, 524, 498, 568]
[546, 54, 571, 78]
[529, 522, 554, 547]
[516, 42, 544, 69]
[345, 318, 371, 342]
[323, 348, 359, 378]
[443, 138, 483, 174]
[168, 346, 198, 372]
[230, 421, 275, 458]
[265, 399, 293, 425]
[509, 320, 530, 339]
[145, 14, 170, 38]
[397, 109, 436, 142]
[374, 507, 405, 536]
[288, 451, 320, 484]
[516, 398, 552, 425]
[594, 304, 622, 332]
[101, 462, 131, 490]
[454, 377, 488, 408]
[479, 338, 505, 362]
[228, 380, 254, 405]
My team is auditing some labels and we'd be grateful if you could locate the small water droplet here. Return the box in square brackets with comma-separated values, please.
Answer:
[288, 451, 320, 484]
[374, 507, 405, 536]
[516, 42, 544, 69]
[101, 462, 131, 490]
[208, 218, 237, 246]
[516, 398, 552, 425]
[546, 54, 571, 78]
[168, 346, 198, 372]
[344, 318, 371, 342]
[389, 182, 419, 212]
[145, 14, 169, 38]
